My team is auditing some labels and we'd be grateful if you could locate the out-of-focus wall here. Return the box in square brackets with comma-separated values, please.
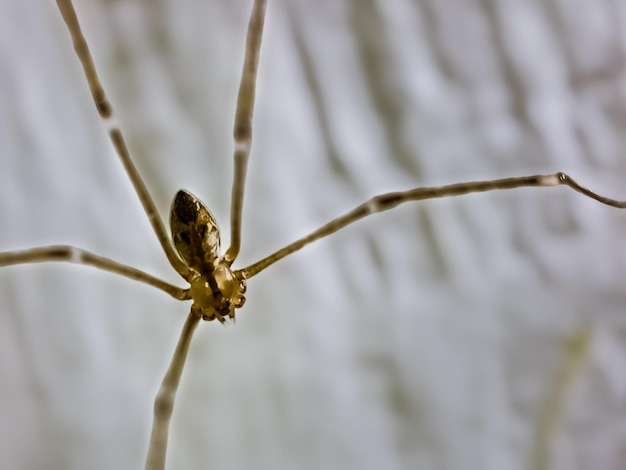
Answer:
[0, 0, 625, 469]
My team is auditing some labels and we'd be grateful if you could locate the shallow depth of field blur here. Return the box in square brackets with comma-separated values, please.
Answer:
[1, 1, 625, 469]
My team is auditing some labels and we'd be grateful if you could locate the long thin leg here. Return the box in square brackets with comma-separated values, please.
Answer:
[55, 0, 192, 281]
[224, 0, 268, 265]
[240, 172, 626, 278]
[0, 246, 190, 301]
[145, 310, 201, 470]
[529, 328, 591, 470]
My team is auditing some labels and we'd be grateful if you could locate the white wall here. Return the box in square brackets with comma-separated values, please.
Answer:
[1, 0, 625, 469]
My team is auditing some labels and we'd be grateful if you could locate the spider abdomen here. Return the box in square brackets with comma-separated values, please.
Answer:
[169, 189, 221, 271]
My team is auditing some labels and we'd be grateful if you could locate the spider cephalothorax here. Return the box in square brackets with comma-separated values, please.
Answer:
[188, 266, 247, 322]
[170, 189, 246, 322]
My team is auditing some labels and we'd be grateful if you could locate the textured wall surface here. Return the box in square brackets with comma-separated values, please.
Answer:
[1, 0, 625, 469]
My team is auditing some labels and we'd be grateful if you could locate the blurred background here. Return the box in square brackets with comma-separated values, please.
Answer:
[1, 0, 626, 469]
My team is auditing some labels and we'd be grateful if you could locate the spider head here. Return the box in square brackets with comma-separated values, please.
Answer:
[190, 265, 247, 322]
[170, 189, 221, 272]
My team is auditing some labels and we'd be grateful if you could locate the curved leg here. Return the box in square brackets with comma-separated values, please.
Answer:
[145, 310, 201, 470]
[240, 173, 626, 278]
[224, 0, 268, 265]
[55, 0, 192, 281]
[529, 327, 591, 470]
[0, 245, 190, 301]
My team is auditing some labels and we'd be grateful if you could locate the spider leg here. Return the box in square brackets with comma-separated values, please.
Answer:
[0, 245, 190, 301]
[55, 0, 192, 281]
[530, 327, 591, 470]
[240, 173, 626, 278]
[146, 310, 201, 470]
[224, 0, 268, 266]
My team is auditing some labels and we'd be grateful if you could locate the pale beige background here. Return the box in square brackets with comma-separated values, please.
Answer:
[1, 0, 625, 469]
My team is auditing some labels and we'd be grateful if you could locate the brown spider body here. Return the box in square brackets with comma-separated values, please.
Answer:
[170, 189, 246, 322]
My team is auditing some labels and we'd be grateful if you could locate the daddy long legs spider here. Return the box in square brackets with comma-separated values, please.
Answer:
[1, 0, 626, 469]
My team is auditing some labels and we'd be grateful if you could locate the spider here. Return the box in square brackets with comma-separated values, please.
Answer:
[2, 0, 625, 469]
